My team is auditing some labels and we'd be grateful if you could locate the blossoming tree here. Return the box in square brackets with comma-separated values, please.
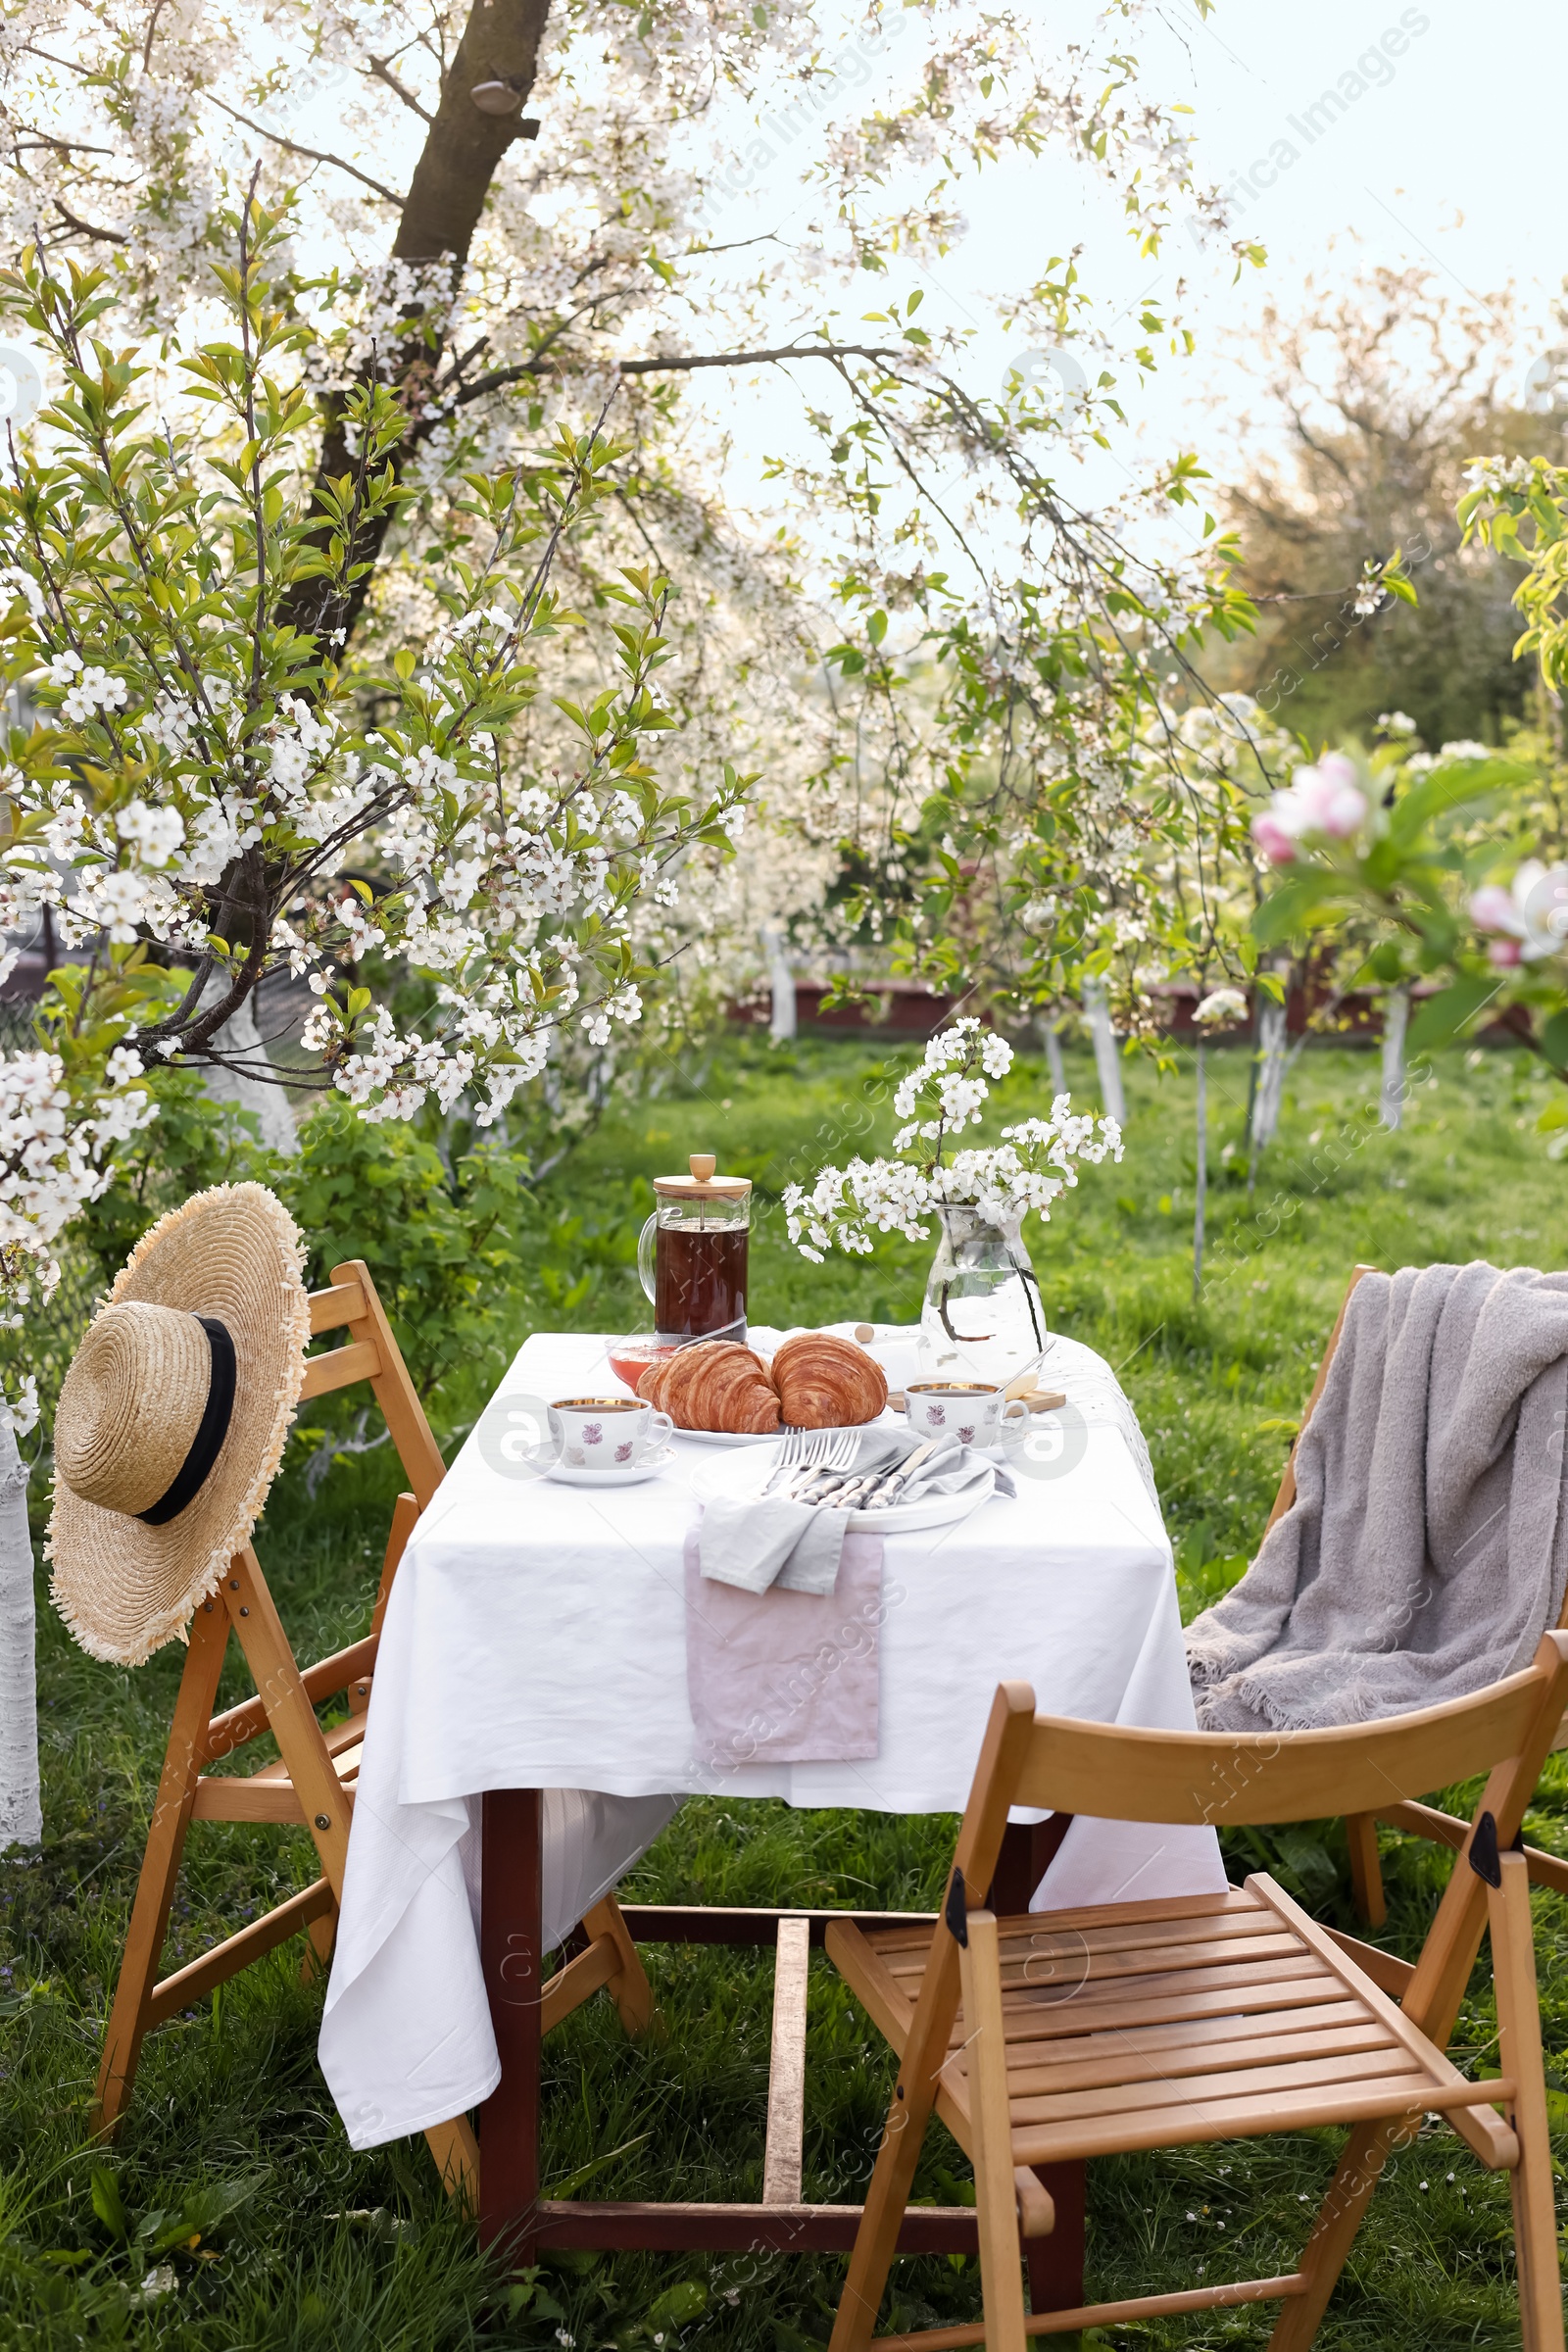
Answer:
[0, 0, 1269, 1060]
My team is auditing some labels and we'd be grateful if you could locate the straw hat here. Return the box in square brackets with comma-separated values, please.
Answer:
[48, 1183, 312, 1666]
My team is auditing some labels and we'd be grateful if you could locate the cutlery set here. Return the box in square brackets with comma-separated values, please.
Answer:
[760, 1429, 942, 1512]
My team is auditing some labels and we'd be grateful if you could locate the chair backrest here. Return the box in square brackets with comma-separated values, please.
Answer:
[921, 1635, 1568, 2070]
[1005, 1635, 1568, 1826]
[298, 1255, 445, 1506]
[1263, 1261, 1379, 1533]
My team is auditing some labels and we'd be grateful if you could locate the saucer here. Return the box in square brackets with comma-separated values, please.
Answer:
[545, 1446, 676, 1489]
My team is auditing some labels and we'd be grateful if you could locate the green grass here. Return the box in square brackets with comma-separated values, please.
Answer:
[6, 1029, 1568, 2347]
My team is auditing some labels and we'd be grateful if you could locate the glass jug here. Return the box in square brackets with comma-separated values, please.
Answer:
[638, 1154, 753, 1346]
[916, 1204, 1047, 1388]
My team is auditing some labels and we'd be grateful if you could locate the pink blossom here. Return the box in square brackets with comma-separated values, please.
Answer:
[1250, 811, 1298, 865]
[1470, 885, 1517, 933]
[1468, 861, 1568, 960]
[1291, 761, 1367, 839]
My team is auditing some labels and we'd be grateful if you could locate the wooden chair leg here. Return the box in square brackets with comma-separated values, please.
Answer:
[959, 1912, 1028, 2352]
[1346, 1812, 1387, 1929]
[581, 1895, 656, 2036]
[299, 1908, 337, 1984]
[1491, 1854, 1564, 2352]
[94, 1599, 230, 2134]
[1267, 2112, 1412, 2349]
[225, 1551, 353, 1900]
[371, 1492, 419, 1641]
[828, 2053, 942, 2351]
[425, 2113, 480, 2213]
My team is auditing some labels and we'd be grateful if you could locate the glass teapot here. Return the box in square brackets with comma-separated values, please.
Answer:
[637, 1154, 753, 1346]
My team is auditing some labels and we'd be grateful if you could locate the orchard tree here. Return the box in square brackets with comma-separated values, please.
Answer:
[0, 0, 1290, 1309]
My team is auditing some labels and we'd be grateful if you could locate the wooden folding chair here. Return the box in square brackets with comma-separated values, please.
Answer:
[1260, 1265, 1568, 1927]
[825, 1635, 1568, 2350]
[94, 1256, 654, 2204]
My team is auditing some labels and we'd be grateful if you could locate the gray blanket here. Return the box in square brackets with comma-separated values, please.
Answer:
[1187, 1262, 1568, 1731]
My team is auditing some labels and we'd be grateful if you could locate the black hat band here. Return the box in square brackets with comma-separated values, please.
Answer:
[137, 1315, 237, 1526]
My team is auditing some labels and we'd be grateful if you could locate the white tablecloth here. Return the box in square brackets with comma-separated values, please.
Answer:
[319, 1330, 1225, 2148]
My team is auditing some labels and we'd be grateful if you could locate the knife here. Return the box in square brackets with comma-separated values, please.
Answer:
[861, 1439, 940, 1511]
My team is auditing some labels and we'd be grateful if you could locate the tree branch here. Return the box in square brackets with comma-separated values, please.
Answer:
[50, 200, 127, 245]
[202, 93, 406, 207]
[364, 57, 434, 124]
[452, 339, 910, 407]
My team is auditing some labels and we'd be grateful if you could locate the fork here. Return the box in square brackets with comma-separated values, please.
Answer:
[758, 1425, 819, 1495]
[783, 1424, 861, 1501]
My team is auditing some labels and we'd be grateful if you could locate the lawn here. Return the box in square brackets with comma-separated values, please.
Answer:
[4, 1028, 1568, 2349]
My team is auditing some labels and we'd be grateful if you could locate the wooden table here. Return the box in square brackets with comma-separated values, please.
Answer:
[476, 1789, 1087, 2313]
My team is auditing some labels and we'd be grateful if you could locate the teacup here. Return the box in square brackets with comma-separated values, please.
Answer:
[904, 1381, 1028, 1449]
[549, 1396, 672, 1471]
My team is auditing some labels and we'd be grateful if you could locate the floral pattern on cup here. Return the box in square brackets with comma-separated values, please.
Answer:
[905, 1383, 1028, 1449]
[548, 1395, 673, 1475]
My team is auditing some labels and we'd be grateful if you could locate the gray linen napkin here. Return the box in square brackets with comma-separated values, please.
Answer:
[698, 1424, 1009, 1596]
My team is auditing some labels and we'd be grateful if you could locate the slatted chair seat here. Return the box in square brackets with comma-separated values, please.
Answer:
[830, 1881, 1517, 2183]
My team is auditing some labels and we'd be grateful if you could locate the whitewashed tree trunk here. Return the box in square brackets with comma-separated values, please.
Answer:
[1081, 980, 1126, 1125]
[1250, 991, 1289, 1152]
[0, 1415, 38, 1850]
[761, 927, 796, 1043]
[1193, 1042, 1206, 1306]
[1380, 985, 1409, 1130]
[197, 975, 299, 1156]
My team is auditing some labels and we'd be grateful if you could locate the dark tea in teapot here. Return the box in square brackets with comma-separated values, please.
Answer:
[638, 1154, 752, 1346]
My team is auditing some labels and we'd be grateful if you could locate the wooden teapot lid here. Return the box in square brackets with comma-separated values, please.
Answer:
[652, 1153, 751, 1200]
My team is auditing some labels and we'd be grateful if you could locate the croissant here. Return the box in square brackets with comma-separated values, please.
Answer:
[636, 1353, 677, 1414]
[640, 1340, 780, 1434]
[770, 1333, 888, 1430]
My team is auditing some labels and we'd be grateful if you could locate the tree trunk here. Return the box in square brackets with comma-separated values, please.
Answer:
[1193, 1041, 1206, 1307]
[1249, 972, 1290, 1184]
[0, 1415, 38, 1851]
[1380, 985, 1409, 1131]
[281, 0, 554, 647]
[1081, 980, 1126, 1125]
[197, 974, 300, 1156]
[762, 927, 796, 1043]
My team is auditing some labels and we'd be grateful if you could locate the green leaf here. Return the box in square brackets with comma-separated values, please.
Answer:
[644, 2280, 708, 2328]
[543, 2132, 651, 2200]
[1542, 1010, 1568, 1072]
[1407, 975, 1504, 1054]
[91, 2168, 129, 2242]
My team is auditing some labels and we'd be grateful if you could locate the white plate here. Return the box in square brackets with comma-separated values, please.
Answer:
[674, 1414, 899, 1449]
[687, 1445, 995, 1533]
[545, 1446, 677, 1489]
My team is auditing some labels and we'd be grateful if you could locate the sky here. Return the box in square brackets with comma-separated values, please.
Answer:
[682, 0, 1567, 564]
[945, 0, 1564, 473]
